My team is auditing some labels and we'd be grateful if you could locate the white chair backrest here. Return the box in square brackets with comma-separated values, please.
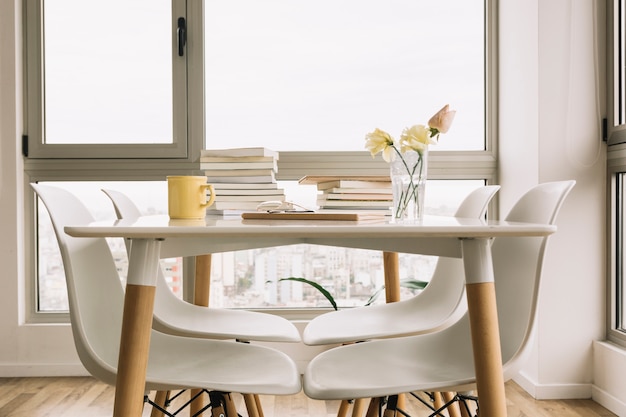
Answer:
[454, 185, 500, 219]
[102, 189, 193, 323]
[412, 185, 500, 315]
[32, 184, 122, 385]
[102, 188, 142, 220]
[495, 180, 575, 370]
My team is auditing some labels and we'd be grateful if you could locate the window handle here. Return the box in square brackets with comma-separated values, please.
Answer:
[177, 17, 186, 57]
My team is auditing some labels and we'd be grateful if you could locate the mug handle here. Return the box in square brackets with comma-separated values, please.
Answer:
[201, 184, 216, 208]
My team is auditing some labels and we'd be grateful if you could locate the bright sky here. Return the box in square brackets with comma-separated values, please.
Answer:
[43, 0, 484, 152]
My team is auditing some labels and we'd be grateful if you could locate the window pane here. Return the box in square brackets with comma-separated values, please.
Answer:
[204, 0, 485, 152]
[42, 0, 173, 144]
[211, 180, 485, 309]
[36, 179, 484, 311]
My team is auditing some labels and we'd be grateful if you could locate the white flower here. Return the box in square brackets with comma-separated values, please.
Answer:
[365, 128, 395, 162]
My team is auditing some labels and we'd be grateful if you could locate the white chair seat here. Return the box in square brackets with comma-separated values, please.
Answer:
[145, 332, 300, 394]
[305, 317, 477, 400]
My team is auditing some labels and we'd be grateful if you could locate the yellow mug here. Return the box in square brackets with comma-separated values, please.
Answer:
[167, 176, 215, 219]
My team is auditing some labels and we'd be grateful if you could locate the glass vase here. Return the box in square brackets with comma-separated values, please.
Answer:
[390, 149, 428, 222]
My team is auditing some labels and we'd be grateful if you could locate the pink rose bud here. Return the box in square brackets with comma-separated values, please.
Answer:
[428, 104, 456, 134]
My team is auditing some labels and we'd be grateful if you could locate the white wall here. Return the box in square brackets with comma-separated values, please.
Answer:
[500, 0, 609, 404]
[0, 0, 85, 376]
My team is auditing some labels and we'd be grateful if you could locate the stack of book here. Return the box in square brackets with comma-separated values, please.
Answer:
[200, 147, 285, 213]
[299, 176, 392, 214]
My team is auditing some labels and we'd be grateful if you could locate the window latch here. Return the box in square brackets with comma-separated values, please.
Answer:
[177, 17, 186, 57]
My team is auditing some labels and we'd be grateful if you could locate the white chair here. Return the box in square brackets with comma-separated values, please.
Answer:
[101, 188, 301, 344]
[303, 185, 500, 346]
[302, 181, 575, 416]
[32, 184, 302, 416]
[102, 188, 303, 416]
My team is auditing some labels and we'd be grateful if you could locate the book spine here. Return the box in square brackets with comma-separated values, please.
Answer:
[203, 169, 276, 176]
[207, 175, 276, 183]
[215, 195, 285, 202]
[316, 180, 392, 190]
[199, 161, 278, 170]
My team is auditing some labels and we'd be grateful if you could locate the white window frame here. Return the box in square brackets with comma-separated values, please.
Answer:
[23, 0, 195, 160]
[608, 0, 626, 346]
[23, 0, 498, 322]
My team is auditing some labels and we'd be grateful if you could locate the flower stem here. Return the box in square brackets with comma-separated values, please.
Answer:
[392, 147, 424, 219]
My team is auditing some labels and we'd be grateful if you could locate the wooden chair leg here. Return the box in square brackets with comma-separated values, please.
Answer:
[243, 393, 261, 417]
[365, 398, 381, 417]
[190, 389, 208, 416]
[459, 401, 472, 417]
[442, 391, 462, 417]
[351, 398, 367, 417]
[382, 395, 400, 417]
[254, 394, 265, 417]
[395, 394, 406, 413]
[337, 400, 352, 417]
[458, 391, 476, 417]
[224, 393, 239, 417]
[150, 390, 170, 417]
[432, 392, 445, 413]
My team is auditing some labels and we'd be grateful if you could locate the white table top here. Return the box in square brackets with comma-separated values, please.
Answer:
[65, 214, 556, 259]
[65, 214, 555, 238]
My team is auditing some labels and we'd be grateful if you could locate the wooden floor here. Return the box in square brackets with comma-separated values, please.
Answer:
[0, 377, 617, 417]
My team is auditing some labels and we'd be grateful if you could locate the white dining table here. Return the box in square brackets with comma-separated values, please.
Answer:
[64, 214, 557, 417]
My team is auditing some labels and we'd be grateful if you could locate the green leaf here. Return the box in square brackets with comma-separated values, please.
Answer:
[399, 278, 429, 291]
[364, 286, 385, 306]
[279, 277, 338, 311]
[364, 278, 428, 306]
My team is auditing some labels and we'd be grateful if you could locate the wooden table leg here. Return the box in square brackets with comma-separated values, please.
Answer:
[193, 254, 212, 417]
[383, 252, 400, 302]
[114, 284, 156, 416]
[189, 254, 213, 416]
[114, 238, 161, 417]
[382, 252, 406, 411]
[462, 238, 507, 417]
[194, 254, 212, 307]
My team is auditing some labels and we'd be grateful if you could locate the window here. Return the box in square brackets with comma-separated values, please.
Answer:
[24, 0, 190, 158]
[204, 0, 485, 152]
[608, 0, 626, 346]
[25, 0, 496, 317]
